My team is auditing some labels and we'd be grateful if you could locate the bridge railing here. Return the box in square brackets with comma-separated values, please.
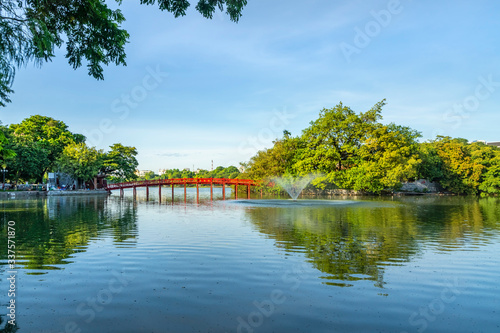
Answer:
[106, 178, 259, 190]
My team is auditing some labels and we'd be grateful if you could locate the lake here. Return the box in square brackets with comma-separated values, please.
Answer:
[1, 189, 499, 332]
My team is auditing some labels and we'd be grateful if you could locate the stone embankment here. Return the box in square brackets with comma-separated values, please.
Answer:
[300, 179, 444, 196]
[301, 189, 364, 196]
[47, 190, 109, 196]
[0, 190, 109, 198]
[0, 191, 46, 198]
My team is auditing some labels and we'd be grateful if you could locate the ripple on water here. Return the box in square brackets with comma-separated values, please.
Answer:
[229, 199, 360, 207]
[3, 196, 500, 333]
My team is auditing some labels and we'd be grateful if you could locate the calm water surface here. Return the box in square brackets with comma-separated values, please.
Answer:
[1, 190, 499, 333]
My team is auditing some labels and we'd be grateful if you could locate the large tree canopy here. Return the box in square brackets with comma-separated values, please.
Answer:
[0, 0, 247, 106]
[7, 115, 84, 181]
[417, 137, 500, 195]
[244, 130, 302, 180]
[101, 143, 139, 182]
[57, 142, 140, 186]
[5, 140, 48, 182]
[0, 124, 16, 166]
[57, 142, 104, 187]
[295, 100, 384, 175]
[338, 123, 421, 193]
[3, 115, 140, 184]
[243, 100, 500, 195]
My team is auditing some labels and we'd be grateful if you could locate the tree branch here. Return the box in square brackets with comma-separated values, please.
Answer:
[0, 16, 28, 23]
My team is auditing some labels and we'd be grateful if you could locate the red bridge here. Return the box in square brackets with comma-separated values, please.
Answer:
[106, 178, 260, 201]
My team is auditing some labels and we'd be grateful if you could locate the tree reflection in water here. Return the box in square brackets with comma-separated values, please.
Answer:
[0, 196, 138, 273]
[243, 196, 500, 288]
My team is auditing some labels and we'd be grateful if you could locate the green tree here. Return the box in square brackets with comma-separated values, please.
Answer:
[245, 131, 303, 180]
[245, 148, 281, 180]
[0, 0, 247, 106]
[180, 169, 194, 178]
[163, 168, 182, 179]
[0, 125, 16, 166]
[101, 143, 138, 182]
[8, 115, 84, 180]
[479, 161, 500, 195]
[242, 100, 500, 196]
[470, 142, 500, 195]
[57, 143, 104, 188]
[225, 166, 240, 179]
[6, 141, 49, 183]
[295, 100, 384, 176]
[340, 124, 421, 193]
[429, 137, 484, 194]
[416, 142, 445, 181]
[271, 131, 303, 174]
[141, 171, 156, 180]
[211, 166, 225, 178]
[417, 138, 500, 196]
[195, 169, 210, 178]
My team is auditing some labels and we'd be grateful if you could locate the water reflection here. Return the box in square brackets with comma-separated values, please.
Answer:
[0, 195, 499, 332]
[0, 196, 138, 273]
[2, 195, 499, 282]
[243, 196, 500, 287]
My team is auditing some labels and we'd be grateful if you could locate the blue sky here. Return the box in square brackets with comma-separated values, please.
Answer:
[2, 0, 500, 171]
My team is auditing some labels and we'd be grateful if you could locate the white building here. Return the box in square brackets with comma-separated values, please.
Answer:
[135, 170, 153, 177]
[471, 140, 500, 147]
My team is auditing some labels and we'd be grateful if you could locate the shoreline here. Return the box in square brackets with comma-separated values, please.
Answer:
[0, 190, 109, 198]
[0, 189, 463, 199]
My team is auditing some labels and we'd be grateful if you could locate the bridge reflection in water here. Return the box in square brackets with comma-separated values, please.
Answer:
[106, 178, 260, 202]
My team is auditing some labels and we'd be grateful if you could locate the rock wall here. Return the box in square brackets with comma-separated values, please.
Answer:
[298, 179, 442, 196]
[47, 190, 109, 196]
[301, 188, 365, 196]
[400, 179, 441, 193]
[0, 190, 109, 198]
[0, 191, 47, 198]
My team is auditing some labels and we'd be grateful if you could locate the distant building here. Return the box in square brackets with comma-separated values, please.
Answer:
[48, 172, 80, 190]
[158, 169, 167, 176]
[183, 168, 190, 172]
[194, 168, 203, 174]
[135, 170, 153, 177]
[470, 140, 500, 147]
[238, 166, 246, 173]
[47, 172, 106, 190]
[85, 174, 107, 190]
